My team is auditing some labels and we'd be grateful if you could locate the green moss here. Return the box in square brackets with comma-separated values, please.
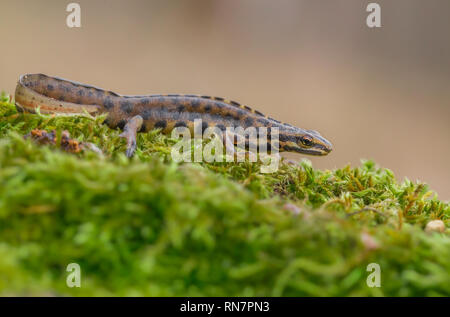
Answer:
[0, 92, 448, 296]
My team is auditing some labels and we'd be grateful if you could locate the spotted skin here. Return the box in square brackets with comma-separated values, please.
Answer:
[14, 73, 333, 156]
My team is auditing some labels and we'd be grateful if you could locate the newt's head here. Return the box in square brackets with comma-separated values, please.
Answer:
[279, 129, 333, 156]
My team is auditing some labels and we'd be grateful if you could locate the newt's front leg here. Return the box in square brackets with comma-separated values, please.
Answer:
[119, 115, 143, 158]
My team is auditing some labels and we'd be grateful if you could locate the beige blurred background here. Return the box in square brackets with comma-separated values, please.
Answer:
[0, 0, 449, 198]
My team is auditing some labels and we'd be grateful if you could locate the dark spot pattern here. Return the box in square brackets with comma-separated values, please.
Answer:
[117, 119, 126, 130]
[154, 120, 167, 129]
[225, 113, 239, 121]
[95, 89, 104, 97]
[244, 117, 254, 127]
[235, 109, 247, 117]
[141, 109, 152, 120]
[104, 98, 114, 109]
[120, 100, 133, 114]
[104, 117, 111, 126]
[175, 121, 187, 128]
[190, 99, 201, 108]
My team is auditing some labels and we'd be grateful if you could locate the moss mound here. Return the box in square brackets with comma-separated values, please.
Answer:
[0, 92, 448, 296]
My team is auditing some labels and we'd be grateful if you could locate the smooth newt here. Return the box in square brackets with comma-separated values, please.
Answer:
[14, 73, 333, 157]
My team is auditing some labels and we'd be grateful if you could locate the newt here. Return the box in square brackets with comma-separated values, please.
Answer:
[14, 73, 333, 157]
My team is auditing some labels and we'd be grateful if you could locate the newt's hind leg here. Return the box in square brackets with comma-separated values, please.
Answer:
[119, 115, 143, 158]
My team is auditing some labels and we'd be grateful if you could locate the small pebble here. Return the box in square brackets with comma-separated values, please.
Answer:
[284, 159, 298, 166]
[283, 203, 301, 215]
[425, 220, 446, 233]
[360, 232, 379, 250]
[282, 203, 311, 220]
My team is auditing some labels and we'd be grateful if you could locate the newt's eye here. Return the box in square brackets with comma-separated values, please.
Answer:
[300, 136, 314, 147]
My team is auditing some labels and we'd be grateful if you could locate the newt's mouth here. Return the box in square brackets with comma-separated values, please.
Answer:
[300, 145, 332, 156]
